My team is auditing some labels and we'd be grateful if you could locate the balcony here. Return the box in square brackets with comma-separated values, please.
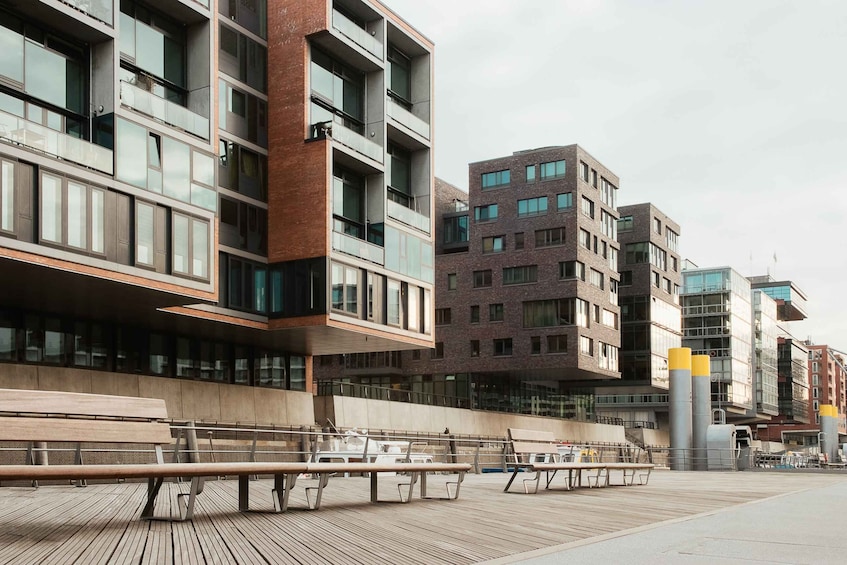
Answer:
[119, 81, 209, 140]
[322, 119, 383, 163]
[0, 110, 113, 175]
[332, 9, 383, 60]
[332, 231, 384, 265]
[595, 393, 670, 407]
[386, 199, 430, 234]
[59, 0, 113, 25]
[387, 99, 430, 140]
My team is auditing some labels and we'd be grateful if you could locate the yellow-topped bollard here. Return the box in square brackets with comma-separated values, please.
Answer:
[691, 354, 711, 470]
[669, 347, 693, 471]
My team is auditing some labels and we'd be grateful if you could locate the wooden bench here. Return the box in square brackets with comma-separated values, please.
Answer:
[504, 428, 654, 493]
[0, 389, 470, 520]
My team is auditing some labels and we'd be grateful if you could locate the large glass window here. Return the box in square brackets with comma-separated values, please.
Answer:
[481, 170, 510, 189]
[443, 215, 469, 245]
[332, 167, 365, 239]
[39, 173, 104, 254]
[388, 45, 411, 107]
[474, 204, 498, 222]
[518, 197, 547, 217]
[387, 279, 401, 326]
[172, 213, 209, 279]
[1, 160, 14, 233]
[540, 160, 565, 180]
[120, 1, 186, 90]
[218, 22, 267, 93]
[310, 48, 364, 133]
[219, 138, 267, 201]
[331, 263, 359, 316]
[523, 298, 588, 328]
[388, 144, 412, 207]
[136, 202, 155, 267]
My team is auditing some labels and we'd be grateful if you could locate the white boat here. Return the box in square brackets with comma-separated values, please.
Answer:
[314, 429, 432, 475]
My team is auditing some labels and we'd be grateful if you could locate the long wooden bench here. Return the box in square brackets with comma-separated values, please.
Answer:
[504, 428, 654, 493]
[0, 388, 470, 520]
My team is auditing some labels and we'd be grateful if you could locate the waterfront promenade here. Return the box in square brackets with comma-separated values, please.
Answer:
[0, 470, 843, 564]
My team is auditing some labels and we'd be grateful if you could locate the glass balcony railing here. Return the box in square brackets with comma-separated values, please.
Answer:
[120, 81, 209, 140]
[0, 109, 113, 175]
[332, 231, 385, 265]
[387, 98, 430, 140]
[386, 199, 430, 234]
[330, 121, 383, 163]
[332, 9, 383, 59]
[60, 0, 113, 25]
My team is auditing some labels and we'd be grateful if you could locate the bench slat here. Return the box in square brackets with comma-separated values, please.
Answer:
[510, 441, 559, 456]
[0, 389, 169, 420]
[0, 461, 471, 481]
[0, 416, 174, 445]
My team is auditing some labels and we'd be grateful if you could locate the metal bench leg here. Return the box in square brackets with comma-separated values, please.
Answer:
[272, 473, 297, 512]
[544, 469, 561, 489]
[176, 477, 201, 521]
[522, 471, 542, 494]
[397, 471, 419, 502]
[239, 475, 251, 511]
[305, 473, 330, 509]
[504, 468, 521, 492]
[142, 478, 164, 519]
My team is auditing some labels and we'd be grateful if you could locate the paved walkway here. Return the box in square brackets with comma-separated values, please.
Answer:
[495, 475, 847, 564]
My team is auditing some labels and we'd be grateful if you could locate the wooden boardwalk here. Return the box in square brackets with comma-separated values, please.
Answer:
[0, 470, 842, 564]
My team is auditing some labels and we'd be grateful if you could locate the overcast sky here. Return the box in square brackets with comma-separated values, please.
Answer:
[383, 0, 847, 349]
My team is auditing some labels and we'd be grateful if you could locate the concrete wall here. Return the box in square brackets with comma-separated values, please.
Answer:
[0, 365, 315, 426]
[315, 395, 628, 443]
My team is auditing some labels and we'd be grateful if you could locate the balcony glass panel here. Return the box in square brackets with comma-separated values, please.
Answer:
[331, 9, 382, 59]
[386, 198, 430, 234]
[59, 0, 113, 25]
[0, 109, 113, 174]
[332, 231, 384, 265]
[120, 81, 209, 139]
[387, 98, 430, 140]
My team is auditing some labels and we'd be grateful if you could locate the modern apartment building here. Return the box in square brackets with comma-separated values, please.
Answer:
[594, 203, 682, 429]
[680, 267, 756, 421]
[317, 146, 623, 418]
[807, 345, 847, 430]
[0, 0, 434, 425]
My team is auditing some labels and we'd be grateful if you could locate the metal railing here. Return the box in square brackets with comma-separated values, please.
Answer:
[386, 198, 431, 234]
[60, 0, 113, 24]
[332, 231, 385, 265]
[0, 109, 113, 175]
[332, 9, 383, 59]
[387, 98, 430, 139]
[120, 81, 209, 139]
[317, 380, 469, 409]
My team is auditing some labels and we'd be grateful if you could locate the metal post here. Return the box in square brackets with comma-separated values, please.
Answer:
[669, 347, 693, 471]
[692, 355, 711, 470]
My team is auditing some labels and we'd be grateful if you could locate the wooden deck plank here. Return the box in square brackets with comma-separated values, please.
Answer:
[0, 471, 843, 564]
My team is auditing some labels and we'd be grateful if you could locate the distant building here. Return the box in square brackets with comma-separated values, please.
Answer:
[594, 203, 682, 430]
[317, 145, 624, 418]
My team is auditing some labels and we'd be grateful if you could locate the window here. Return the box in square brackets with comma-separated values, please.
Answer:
[514, 232, 524, 250]
[530, 336, 541, 355]
[602, 309, 618, 328]
[557, 193, 573, 210]
[618, 215, 634, 231]
[493, 338, 513, 356]
[219, 138, 268, 202]
[650, 244, 667, 270]
[431, 342, 444, 359]
[172, 213, 209, 279]
[435, 308, 452, 325]
[481, 169, 510, 189]
[525, 165, 536, 183]
[600, 210, 616, 238]
[387, 45, 411, 107]
[589, 268, 604, 290]
[470, 340, 480, 357]
[598, 342, 618, 370]
[600, 177, 617, 208]
[592, 304, 600, 324]
[226, 255, 268, 314]
[0, 160, 13, 233]
[474, 203, 498, 222]
[663, 277, 672, 294]
[470, 305, 480, 323]
[547, 335, 568, 354]
[522, 298, 588, 328]
[619, 270, 633, 286]
[443, 215, 469, 245]
[387, 280, 401, 326]
[540, 159, 565, 180]
[579, 229, 591, 249]
[625, 242, 649, 264]
[653, 217, 662, 234]
[218, 22, 267, 92]
[517, 197, 547, 217]
[559, 261, 585, 280]
[671, 256, 679, 272]
[652, 271, 661, 288]
[591, 169, 598, 187]
[503, 265, 538, 285]
[447, 273, 457, 290]
[387, 143, 412, 207]
[310, 48, 364, 133]
[581, 196, 594, 219]
[667, 228, 679, 252]
[482, 236, 504, 254]
[579, 335, 593, 356]
[39, 173, 105, 255]
[332, 167, 365, 239]
[489, 303, 504, 322]
[580, 161, 589, 182]
[535, 227, 565, 247]
[473, 270, 492, 287]
[607, 246, 618, 270]
[331, 263, 359, 315]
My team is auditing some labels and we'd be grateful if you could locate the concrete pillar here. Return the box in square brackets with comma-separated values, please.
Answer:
[820, 404, 838, 465]
[691, 355, 711, 471]
[669, 348, 693, 470]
